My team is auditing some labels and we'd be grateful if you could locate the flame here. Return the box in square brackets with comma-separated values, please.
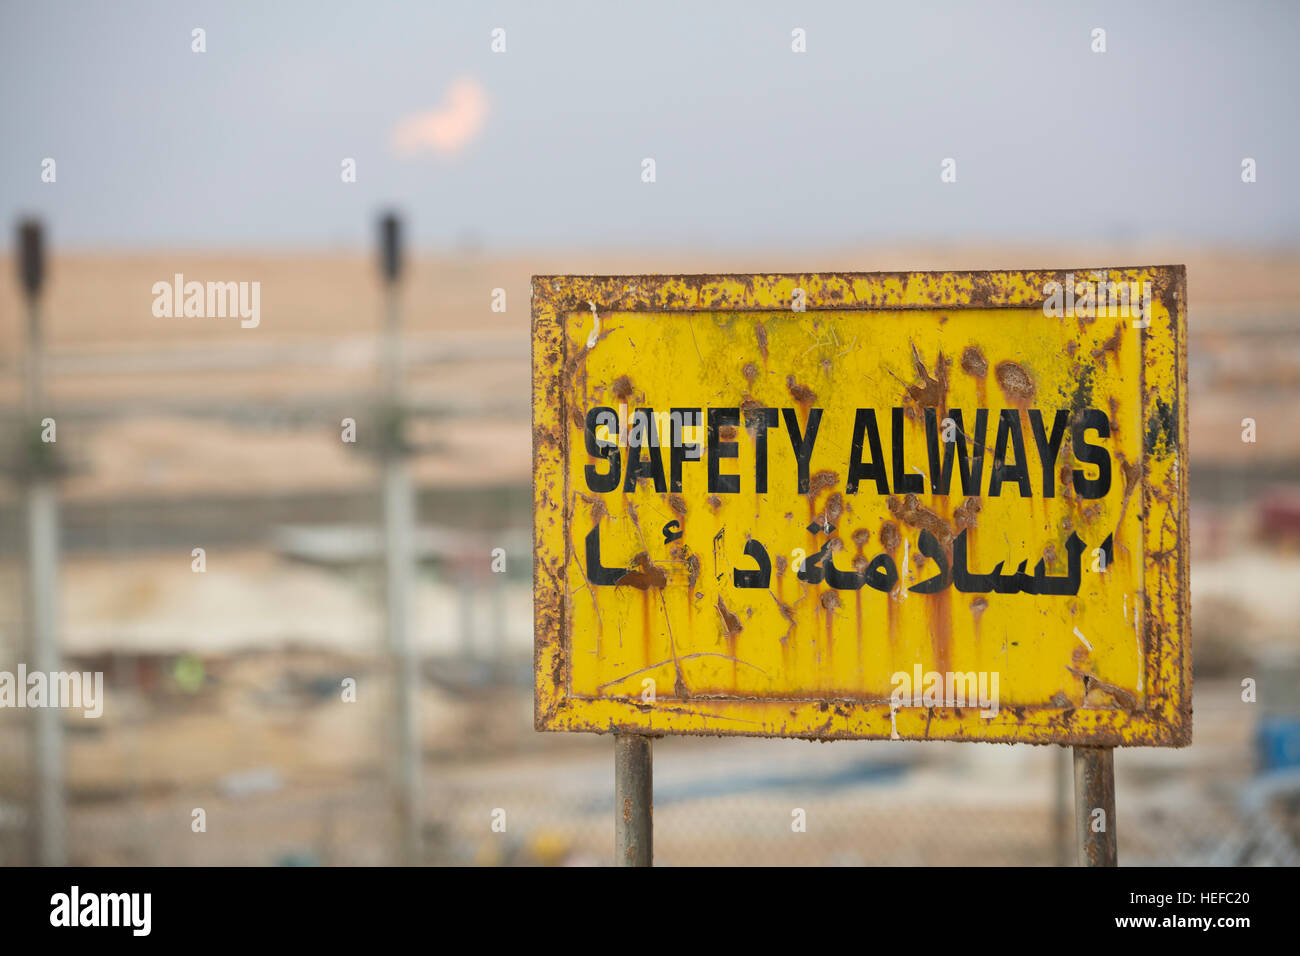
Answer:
[391, 77, 489, 159]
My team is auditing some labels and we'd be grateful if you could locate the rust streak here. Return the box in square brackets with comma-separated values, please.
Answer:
[715, 596, 744, 637]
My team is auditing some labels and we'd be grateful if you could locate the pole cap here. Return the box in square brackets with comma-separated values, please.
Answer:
[18, 218, 44, 299]
[379, 212, 402, 283]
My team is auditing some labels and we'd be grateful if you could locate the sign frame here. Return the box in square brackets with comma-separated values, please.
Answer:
[532, 268, 1189, 746]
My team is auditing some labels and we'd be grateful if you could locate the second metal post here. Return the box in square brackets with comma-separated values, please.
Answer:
[615, 735, 652, 866]
[379, 213, 420, 865]
[1073, 745, 1117, 866]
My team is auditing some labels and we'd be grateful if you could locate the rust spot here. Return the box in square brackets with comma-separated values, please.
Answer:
[1043, 543, 1058, 569]
[953, 496, 982, 532]
[1058, 462, 1075, 501]
[879, 522, 901, 552]
[616, 552, 667, 590]
[612, 375, 635, 402]
[707, 494, 722, 513]
[960, 346, 988, 378]
[739, 396, 763, 416]
[887, 493, 955, 549]
[851, 528, 871, 548]
[820, 591, 841, 612]
[825, 492, 845, 526]
[775, 554, 788, 574]
[715, 596, 743, 637]
[743, 362, 758, 385]
[994, 361, 1035, 402]
[1070, 667, 1139, 711]
[904, 343, 950, 410]
[808, 470, 838, 497]
[969, 596, 989, 621]
[578, 491, 609, 523]
[720, 425, 739, 441]
[681, 546, 702, 590]
[755, 322, 769, 362]
[786, 374, 816, 404]
[668, 494, 688, 517]
[1091, 323, 1124, 366]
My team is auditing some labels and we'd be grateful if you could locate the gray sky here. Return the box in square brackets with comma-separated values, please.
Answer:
[2, 0, 1297, 250]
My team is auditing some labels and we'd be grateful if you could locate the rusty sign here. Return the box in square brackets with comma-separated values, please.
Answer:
[533, 268, 1189, 745]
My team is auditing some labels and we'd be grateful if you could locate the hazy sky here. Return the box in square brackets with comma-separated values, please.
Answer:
[2, 0, 1297, 250]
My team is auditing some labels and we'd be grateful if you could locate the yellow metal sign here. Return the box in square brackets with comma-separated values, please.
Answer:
[533, 269, 1189, 745]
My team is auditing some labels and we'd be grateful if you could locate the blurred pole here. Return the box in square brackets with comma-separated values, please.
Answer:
[614, 735, 652, 866]
[490, 565, 506, 682]
[458, 566, 475, 662]
[1052, 745, 1069, 865]
[379, 212, 421, 864]
[19, 219, 66, 866]
[491, 488, 509, 682]
[1073, 746, 1117, 866]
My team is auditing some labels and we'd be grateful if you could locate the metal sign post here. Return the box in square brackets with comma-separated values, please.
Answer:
[18, 218, 66, 867]
[1074, 745, 1118, 866]
[614, 735, 652, 866]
